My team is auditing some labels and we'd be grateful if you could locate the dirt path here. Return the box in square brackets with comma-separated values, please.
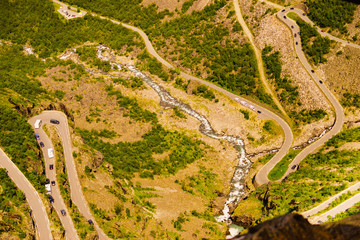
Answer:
[233, 0, 291, 122]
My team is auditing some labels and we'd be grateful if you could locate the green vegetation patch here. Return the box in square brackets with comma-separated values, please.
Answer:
[106, 84, 158, 123]
[76, 46, 111, 72]
[262, 45, 300, 105]
[305, 0, 358, 34]
[182, 0, 196, 13]
[62, 0, 173, 30]
[0, 169, 30, 238]
[295, 18, 332, 65]
[268, 150, 300, 181]
[175, 166, 222, 199]
[192, 85, 216, 101]
[341, 92, 360, 108]
[290, 109, 327, 126]
[0, 0, 143, 58]
[0, 104, 45, 190]
[78, 125, 204, 179]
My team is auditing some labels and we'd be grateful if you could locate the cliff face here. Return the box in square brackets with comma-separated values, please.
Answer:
[234, 213, 360, 240]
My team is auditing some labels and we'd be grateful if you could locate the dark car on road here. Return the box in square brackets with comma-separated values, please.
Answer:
[46, 178, 50, 184]
[295, 42, 298, 45]
[48, 196, 54, 204]
[40, 142, 45, 148]
[50, 119, 60, 124]
[281, 9, 285, 12]
[319, 80, 323, 84]
[291, 25, 294, 29]
[283, 16, 287, 19]
[88, 219, 93, 225]
[291, 165, 297, 170]
[311, 70, 315, 73]
[61, 209, 66, 216]
[257, 110, 261, 114]
[49, 164, 54, 170]
[35, 133, 40, 140]
[294, 33, 297, 37]
[51, 181, 56, 186]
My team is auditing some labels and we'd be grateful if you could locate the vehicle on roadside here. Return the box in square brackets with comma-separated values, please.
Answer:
[48, 148, 54, 158]
[49, 164, 54, 170]
[48, 196, 54, 204]
[249, 105, 256, 111]
[35, 133, 40, 140]
[61, 209, 66, 216]
[290, 7, 294, 10]
[319, 80, 323, 84]
[50, 119, 60, 124]
[46, 178, 50, 184]
[294, 33, 297, 37]
[45, 183, 51, 194]
[291, 165, 297, 170]
[51, 181, 56, 186]
[296, 42, 298, 45]
[291, 25, 294, 29]
[40, 142, 45, 148]
[34, 119, 42, 129]
[281, 9, 285, 12]
[311, 70, 315, 73]
[240, 100, 247, 106]
[88, 219, 93, 224]
[283, 16, 287, 19]
[257, 110, 261, 114]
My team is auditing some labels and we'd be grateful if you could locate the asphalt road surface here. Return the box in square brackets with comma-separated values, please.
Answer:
[311, 192, 360, 224]
[34, 111, 109, 240]
[87, 4, 294, 189]
[277, 9, 345, 181]
[28, 117, 79, 240]
[0, 149, 52, 240]
[302, 182, 360, 221]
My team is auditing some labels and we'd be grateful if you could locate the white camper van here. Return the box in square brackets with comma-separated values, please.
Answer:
[34, 119, 42, 129]
[48, 148, 54, 158]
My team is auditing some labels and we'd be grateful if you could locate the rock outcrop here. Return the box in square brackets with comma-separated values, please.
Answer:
[233, 213, 360, 240]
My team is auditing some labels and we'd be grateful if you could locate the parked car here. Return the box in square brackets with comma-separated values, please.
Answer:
[294, 33, 297, 37]
[48, 196, 54, 204]
[51, 181, 56, 186]
[291, 165, 297, 170]
[45, 178, 50, 184]
[88, 219, 93, 225]
[319, 80, 323, 84]
[283, 16, 287, 19]
[61, 209, 66, 216]
[40, 142, 45, 148]
[311, 70, 315, 73]
[49, 164, 54, 170]
[35, 133, 40, 140]
[257, 110, 261, 114]
[290, 7, 294, 10]
[291, 25, 294, 29]
[50, 119, 60, 124]
[295, 42, 298, 45]
[281, 9, 285, 12]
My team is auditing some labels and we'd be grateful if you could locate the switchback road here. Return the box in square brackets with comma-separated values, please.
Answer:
[34, 111, 109, 240]
[277, 9, 345, 181]
[28, 117, 79, 240]
[0, 149, 52, 240]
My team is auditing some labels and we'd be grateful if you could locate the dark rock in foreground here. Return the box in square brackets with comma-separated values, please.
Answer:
[232, 213, 360, 240]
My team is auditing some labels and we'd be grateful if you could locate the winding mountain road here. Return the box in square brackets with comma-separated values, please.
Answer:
[33, 111, 109, 240]
[0, 149, 52, 240]
[28, 117, 79, 240]
[302, 182, 360, 221]
[54, 0, 294, 189]
[276, 9, 345, 181]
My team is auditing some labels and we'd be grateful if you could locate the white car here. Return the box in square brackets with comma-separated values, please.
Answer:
[249, 105, 256, 111]
[240, 101, 247, 106]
